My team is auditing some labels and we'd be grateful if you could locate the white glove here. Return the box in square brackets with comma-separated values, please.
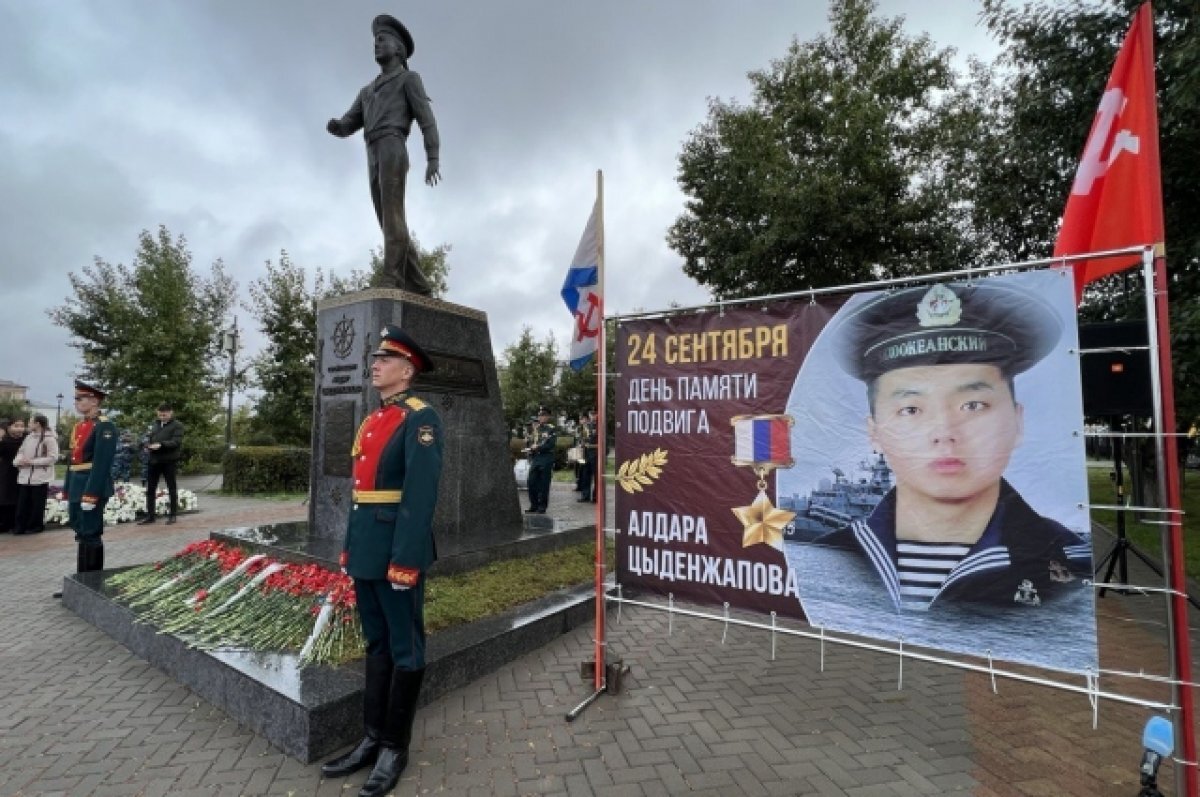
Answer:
[81, 501, 96, 511]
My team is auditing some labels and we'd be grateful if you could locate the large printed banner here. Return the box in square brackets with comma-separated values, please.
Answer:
[615, 269, 1098, 673]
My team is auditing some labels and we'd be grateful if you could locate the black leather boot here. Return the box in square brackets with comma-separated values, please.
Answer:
[78, 542, 104, 573]
[321, 654, 392, 778]
[90, 543, 104, 572]
[359, 668, 424, 797]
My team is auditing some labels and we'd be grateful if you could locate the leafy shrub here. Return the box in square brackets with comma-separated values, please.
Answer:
[223, 446, 310, 494]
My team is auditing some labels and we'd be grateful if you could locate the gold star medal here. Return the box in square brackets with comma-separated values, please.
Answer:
[730, 414, 796, 550]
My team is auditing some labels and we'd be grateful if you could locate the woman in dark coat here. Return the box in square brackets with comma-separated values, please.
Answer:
[0, 419, 25, 532]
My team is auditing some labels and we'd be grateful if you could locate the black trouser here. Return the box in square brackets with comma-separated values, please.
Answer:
[527, 461, 552, 511]
[14, 483, 48, 532]
[579, 456, 596, 501]
[145, 460, 178, 518]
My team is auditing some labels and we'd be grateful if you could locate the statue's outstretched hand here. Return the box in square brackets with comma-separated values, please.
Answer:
[425, 160, 441, 186]
[326, 119, 346, 137]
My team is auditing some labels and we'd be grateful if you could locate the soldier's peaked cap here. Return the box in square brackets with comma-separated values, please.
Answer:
[74, 380, 108, 400]
[372, 14, 415, 58]
[831, 278, 1063, 383]
[373, 325, 435, 373]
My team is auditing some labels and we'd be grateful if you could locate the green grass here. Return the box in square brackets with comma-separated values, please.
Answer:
[425, 539, 614, 633]
[1086, 464, 1200, 581]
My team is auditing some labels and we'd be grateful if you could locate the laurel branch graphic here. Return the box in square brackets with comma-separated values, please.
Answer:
[616, 448, 669, 494]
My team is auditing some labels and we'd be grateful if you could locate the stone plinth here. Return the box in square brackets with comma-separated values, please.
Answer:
[212, 519, 593, 578]
[312, 290, 523, 548]
[63, 567, 600, 763]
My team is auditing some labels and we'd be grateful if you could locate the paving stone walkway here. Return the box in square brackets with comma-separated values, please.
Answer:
[0, 479, 1193, 796]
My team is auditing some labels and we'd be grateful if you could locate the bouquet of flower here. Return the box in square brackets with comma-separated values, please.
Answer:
[108, 540, 236, 605]
[43, 482, 200, 527]
[107, 540, 364, 668]
[127, 541, 250, 623]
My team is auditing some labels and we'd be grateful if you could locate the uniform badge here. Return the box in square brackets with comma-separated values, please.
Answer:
[1013, 579, 1041, 606]
[1048, 559, 1075, 583]
[417, 425, 436, 446]
[916, 284, 962, 328]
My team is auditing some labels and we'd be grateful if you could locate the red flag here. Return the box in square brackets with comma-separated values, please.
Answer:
[1053, 2, 1163, 301]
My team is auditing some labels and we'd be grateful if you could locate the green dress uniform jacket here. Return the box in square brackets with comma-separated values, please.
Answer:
[66, 415, 117, 540]
[340, 393, 443, 585]
[526, 423, 557, 513]
[529, 424, 558, 467]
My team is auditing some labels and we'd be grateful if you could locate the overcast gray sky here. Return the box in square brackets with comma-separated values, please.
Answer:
[0, 0, 999, 408]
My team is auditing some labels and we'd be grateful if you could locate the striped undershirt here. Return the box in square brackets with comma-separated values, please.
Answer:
[896, 540, 971, 611]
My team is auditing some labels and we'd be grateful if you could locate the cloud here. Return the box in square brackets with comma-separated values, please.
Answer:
[0, 0, 998, 407]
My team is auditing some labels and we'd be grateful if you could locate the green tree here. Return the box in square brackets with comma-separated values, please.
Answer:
[0, 398, 30, 423]
[978, 0, 1200, 424]
[668, 0, 981, 299]
[499, 327, 558, 435]
[246, 251, 318, 445]
[555, 359, 597, 423]
[48, 226, 236, 445]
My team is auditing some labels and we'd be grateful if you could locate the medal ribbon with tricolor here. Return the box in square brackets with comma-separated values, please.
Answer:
[730, 414, 796, 550]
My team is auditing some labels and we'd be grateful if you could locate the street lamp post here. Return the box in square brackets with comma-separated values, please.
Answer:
[221, 318, 239, 449]
[54, 393, 63, 431]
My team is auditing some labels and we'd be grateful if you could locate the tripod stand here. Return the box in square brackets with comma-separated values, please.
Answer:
[1096, 433, 1164, 597]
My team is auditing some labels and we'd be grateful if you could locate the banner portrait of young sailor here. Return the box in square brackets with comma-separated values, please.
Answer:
[780, 269, 1098, 673]
[322, 324, 442, 797]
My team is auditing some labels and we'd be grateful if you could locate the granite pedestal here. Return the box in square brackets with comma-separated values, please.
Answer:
[312, 290, 524, 552]
[63, 566, 602, 762]
[212, 518, 592, 577]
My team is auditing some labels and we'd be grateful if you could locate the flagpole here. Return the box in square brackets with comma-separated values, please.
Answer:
[567, 169, 608, 720]
[593, 169, 607, 694]
[1144, 246, 1197, 797]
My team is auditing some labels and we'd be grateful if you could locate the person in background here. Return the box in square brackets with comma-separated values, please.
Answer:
[13, 414, 59, 535]
[111, 431, 135, 484]
[524, 407, 557, 514]
[577, 408, 599, 503]
[138, 403, 185, 525]
[0, 418, 24, 532]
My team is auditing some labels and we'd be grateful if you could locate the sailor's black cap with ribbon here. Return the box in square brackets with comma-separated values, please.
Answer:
[831, 279, 1063, 383]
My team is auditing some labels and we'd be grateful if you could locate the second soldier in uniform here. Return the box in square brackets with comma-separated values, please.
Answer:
[61, 381, 117, 592]
[525, 407, 557, 514]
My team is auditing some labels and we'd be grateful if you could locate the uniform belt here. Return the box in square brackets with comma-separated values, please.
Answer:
[69, 463, 93, 472]
[353, 489, 403, 504]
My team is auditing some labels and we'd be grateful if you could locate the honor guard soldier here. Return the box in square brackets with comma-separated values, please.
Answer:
[821, 279, 1091, 611]
[525, 406, 557, 514]
[322, 325, 442, 797]
[65, 381, 117, 580]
